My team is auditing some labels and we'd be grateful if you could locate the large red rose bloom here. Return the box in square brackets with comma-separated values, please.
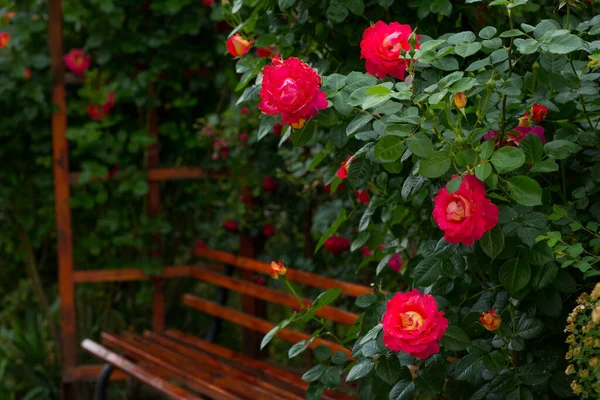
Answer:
[360, 21, 419, 80]
[383, 289, 448, 359]
[258, 57, 328, 125]
[432, 174, 498, 246]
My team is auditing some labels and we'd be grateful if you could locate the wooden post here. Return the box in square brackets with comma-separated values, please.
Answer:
[49, 0, 77, 396]
[147, 108, 164, 333]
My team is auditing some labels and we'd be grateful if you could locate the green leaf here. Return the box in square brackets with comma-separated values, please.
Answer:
[475, 162, 492, 181]
[507, 386, 533, 400]
[488, 372, 519, 395]
[374, 136, 405, 163]
[347, 113, 373, 136]
[480, 140, 495, 160]
[519, 134, 543, 164]
[331, 351, 349, 365]
[315, 209, 347, 253]
[389, 379, 416, 400]
[530, 158, 559, 173]
[342, 0, 364, 14]
[499, 257, 531, 293]
[261, 318, 291, 349]
[306, 381, 325, 400]
[499, 29, 524, 38]
[376, 353, 402, 384]
[479, 26, 497, 39]
[314, 345, 333, 361]
[302, 364, 325, 382]
[288, 340, 310, 358]
[356, 294, 378, 308]
[322, 366, 342, 388]
[491, 147, 525, 172]
[440, 326, 470, 351]
[446, 176, 463, 193]
[326, 1, 349, 23]
[480, 227, 505, 259]
[316, 108, 339, 127]
[413, 258, 443, 286]
[406, 133, 433, 158]
[518, 363, 551, 386]
[314, 288, 342, 308]
[535, 288, 562, 317]
[291, 120, 316, 147]
[455, 42, 483, 58]
[546, 34, 584, 54]
[543, 140, 581, 160]
[278, 0, 295, 10]
[419, 151, 451, 178]
[454, 354, 482, 381]
[447, 32, 476, 44]
[346, 359, 374, 381]
[507, 176, 542, 206]
[483, 351, 506, 374]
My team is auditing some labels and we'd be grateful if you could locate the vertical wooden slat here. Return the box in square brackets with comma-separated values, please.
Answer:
[49, 0, 77, 387]
[239, 234, 265, 358]
[148, 107, 164, 333]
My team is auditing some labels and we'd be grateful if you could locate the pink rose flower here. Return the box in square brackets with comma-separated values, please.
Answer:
[64, 49, 91, 75]
[432, 174, 498, 246]
[360, 21, 420, 80]
[388, 254, 404, 272]
[226, 34, 252, 57]
[258, 56, 328, 125]
[263, 223, 275, 237]
[484, 126, 546, 147]
[88, 92, 115, 121]
[361, 244, 384, 257]
[262, 176, 278, 192]
[223, 219, 238, 233]
[336, 156, 355, 179]
[323, 236, 351, 255]
[355, 189, 370, 205]
[324, 182, 345, 193]
[257, 45, 278, 58]
[382, 289, 448, 359]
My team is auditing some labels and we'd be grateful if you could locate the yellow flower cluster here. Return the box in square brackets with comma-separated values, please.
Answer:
[564, 282, 600, 397]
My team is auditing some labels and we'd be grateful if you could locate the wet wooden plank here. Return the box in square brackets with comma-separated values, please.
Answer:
[81, 339, 203, 400]
[101, 333, 276, 400]
[193, 248, 372, 298]
[49, 0, 77, 376]
[73, 266, 193, 283]
[165, 330, 354, 400]
[182, 295, 353, 359]
[187, 269, 358, 325]
[142, 331, 303, 400]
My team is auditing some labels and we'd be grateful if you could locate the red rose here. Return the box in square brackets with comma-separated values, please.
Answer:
[323, 236, 351, 255]
[257, 45, 277, 58]
[226, 34, 252, 57]
[361, 244, 384, 256]
[382, 289, 448, 359]
[258, 56, 328, 125]
[336, 156, 355, 179]
[64, 49, 91, 75]
[432, 174, 498, 246]
[223, 219, 238, 232]
[203, 0, 214, 5]
[273, 123, 283, 136]
[355, 189, 370, 205]
[480, 309, 501, 331]
[240, 133, 248, 143]
[388, 254, 404, 272]
[263, 176, 278, 192]
[531, 104, 548, 123]
[241, 107, 250, 115]
[263, 223, 275, 237]
[254, 276, 266, 286]
[23, 68, 32, 80]
[88, 92, 115, 121]
[195, 240, 207, 251]
[360, 21, 420, 80]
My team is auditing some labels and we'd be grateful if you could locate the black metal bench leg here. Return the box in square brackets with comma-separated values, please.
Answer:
[94, 364, 115, 400]
[206, 264, 234, 343]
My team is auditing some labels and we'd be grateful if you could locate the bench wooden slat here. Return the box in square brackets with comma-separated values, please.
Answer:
[182, 294, 354, 359]
[81, 339, 204, 400]
[190, 267, 358, 325]
[100, 333, 247, 400]
[141, 331, 304, 400]
[164, 330, 355, 400]
[193, 248, 372, 298]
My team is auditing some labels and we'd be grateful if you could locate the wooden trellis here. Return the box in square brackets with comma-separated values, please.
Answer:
[48, 0, 262, 396]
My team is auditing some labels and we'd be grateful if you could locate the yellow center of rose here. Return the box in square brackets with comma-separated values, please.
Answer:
[73, 54, 84, 66]
[400, 311, 425, 331]
[446, 196, 471, 222]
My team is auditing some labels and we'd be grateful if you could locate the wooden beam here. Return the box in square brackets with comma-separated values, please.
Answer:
[69, 167, 228, 185]
[189, 268, 358, 325]
[49, 0, 77, 380]
[193, 248, 373, 298]
[73, 266, 194, 283]
[182, 295, 353, 359]
[81, 339, 203, 400]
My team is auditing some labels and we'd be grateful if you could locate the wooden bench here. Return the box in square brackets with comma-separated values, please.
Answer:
[81, 248, 372, 400]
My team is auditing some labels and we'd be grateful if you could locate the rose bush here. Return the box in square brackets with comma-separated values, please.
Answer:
[226, 0, 600, 397]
